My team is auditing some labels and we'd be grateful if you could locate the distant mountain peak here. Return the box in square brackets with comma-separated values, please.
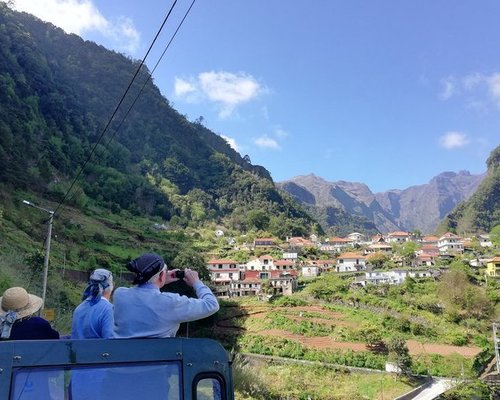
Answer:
[279, 170, 485, 234]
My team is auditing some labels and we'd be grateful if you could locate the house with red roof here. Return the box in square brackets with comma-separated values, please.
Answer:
[438, 232, 464, 254]
[386, 231, 412, 243]
[229, 269, 297, 297]
[365, 243, 393, 254]
[287, 236, 314, 248]
[326, 237, 354, 251]
[206, 259, 243, 297]
[336, 252, 366, 272]
[274, 259, 296, 272]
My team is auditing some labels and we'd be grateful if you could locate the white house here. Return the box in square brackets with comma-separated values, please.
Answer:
[301, 265, 321, 277]
[336, 252, 366, 272]
[365, 243, 393, 254]
[479, 234, 492, 248]
[386, 231, 411, 243]
[274, 260, 296, 271]
[282, 252, 298, 262]
[327, 237, 354, 251]
[246, 255, 275, 271]
[438, 232, 464, 254]
[347, 232, 366, 243]
[206, 259, 243, 297]
[357, 269, 434, 286]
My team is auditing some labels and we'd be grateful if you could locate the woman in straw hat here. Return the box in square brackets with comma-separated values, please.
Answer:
[0, 287, 59, 340]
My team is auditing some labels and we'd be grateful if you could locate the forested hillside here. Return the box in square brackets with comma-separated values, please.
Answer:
[439, 145, 500, 234]
[0, 3, 314, 236]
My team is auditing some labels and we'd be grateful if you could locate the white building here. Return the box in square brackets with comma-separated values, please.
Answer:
[206, 259, 243, 297]
[336, 252, 366, 272]
[356, 269, 434, 286]
[246, 255, 275, 271]
[438, 232, 464, 254]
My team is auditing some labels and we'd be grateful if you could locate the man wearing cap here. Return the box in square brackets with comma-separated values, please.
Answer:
[71, 268, 114, 339]
[0, 287, 59, 340]
[113, 252, 219, 338]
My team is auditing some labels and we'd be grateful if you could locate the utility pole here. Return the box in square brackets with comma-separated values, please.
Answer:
[22, 200, 54, 311]
[493, 323, 500, 374]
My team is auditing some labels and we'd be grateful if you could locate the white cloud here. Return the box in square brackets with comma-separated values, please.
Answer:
[254, 136, 280, 150]
[439, 76, 458, 100]
[439, 131, 470, 149]
[3, 0, 140, 53]
[486, 73, 500, 107]
[274, 127, 289, 139]
[220, 135, 240, 152]
[174, 70, 265, 118]
[462, 73, 482, 90]
[174, 78, 196, 97]
[439, 71, 500, 109]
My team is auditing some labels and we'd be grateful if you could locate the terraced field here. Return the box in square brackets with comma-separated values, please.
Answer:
[217, 303, 482, 358]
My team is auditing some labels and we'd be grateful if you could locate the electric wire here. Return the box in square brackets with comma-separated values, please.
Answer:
[63, 0, 197, 209]
[52, 0, 180, 216]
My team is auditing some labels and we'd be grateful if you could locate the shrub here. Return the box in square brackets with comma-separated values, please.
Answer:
[272, 296, 308, 307]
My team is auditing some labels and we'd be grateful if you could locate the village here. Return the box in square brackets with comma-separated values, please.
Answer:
[206, 231, 499, 298]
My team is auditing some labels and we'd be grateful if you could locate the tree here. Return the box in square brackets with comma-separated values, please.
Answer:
[387, 336, 412, 376]
[490, 224, 500, 247]
[362, 324, 385, 351]
[366, 252, 389, 268]
[437, 264, 493, 320]
[171, 248, 208, 280]
[399, 241, 419, 266]
[246, 209, 270, 231]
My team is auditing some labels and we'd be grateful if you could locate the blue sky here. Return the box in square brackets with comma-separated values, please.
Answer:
[4, 0, 499, 192]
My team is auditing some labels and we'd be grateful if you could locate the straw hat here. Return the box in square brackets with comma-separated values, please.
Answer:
[0, 287, 43, 319]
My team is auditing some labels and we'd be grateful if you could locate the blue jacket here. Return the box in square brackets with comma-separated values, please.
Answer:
[71, 297, 114, 339]
[113, 282, 219, 338]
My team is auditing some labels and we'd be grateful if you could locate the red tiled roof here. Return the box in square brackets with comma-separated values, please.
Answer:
[329, 237, 352, 242]
[439, 232, 460, 239]
[338, 252, 366, 259]
[388, 231, 410, 236]
[274, 260, 295, 266]
[207, 259, 239, 264]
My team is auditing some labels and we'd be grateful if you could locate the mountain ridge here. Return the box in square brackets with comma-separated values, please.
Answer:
[278, 170, 485, 234]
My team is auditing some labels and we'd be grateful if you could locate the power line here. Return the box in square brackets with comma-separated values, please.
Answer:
[52, 0, 181, 216]
[63, 0, 197, 209]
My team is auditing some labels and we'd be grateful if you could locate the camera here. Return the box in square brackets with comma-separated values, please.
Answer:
[174, 270, 185, 279]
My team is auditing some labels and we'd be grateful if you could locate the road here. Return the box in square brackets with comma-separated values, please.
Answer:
[410, 378, 459, 400]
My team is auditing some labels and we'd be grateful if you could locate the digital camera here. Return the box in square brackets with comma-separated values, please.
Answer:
[174, 270, 185, 279]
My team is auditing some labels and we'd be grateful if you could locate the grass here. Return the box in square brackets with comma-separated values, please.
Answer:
[232, 357, 415, 400]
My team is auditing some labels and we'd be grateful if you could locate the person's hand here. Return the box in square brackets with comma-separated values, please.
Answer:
[183, 269, 200, 287]
[164, 269, 181, 285]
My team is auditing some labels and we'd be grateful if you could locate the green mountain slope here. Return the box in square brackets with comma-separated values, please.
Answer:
[439, 145, 500, 234]
[0, 3, 314, 236]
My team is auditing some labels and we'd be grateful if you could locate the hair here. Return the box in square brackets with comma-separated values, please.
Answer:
[103, 274, 114, 294]
[147, 265, 166, 284]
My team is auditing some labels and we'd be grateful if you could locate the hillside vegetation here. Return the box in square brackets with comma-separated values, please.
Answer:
[439, 145, 500, 234]
[0, 3, 315, 237]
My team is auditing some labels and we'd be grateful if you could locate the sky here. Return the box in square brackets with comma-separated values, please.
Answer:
[3, 0, 500, 192]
